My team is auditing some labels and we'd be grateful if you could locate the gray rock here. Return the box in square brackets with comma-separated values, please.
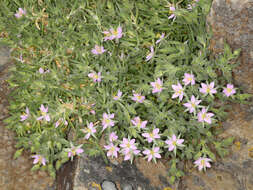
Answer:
[101, 180, 117, 190]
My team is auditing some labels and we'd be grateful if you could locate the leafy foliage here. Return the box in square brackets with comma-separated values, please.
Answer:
[0, 0, 249, 182]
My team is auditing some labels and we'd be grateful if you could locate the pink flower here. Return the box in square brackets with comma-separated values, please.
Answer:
[102, 113, 115, 130]
[103, 26, 123, 41]
[122, 149, 140, 162]
[172, 82, 184, 101]
[142, 128, 160, 143]
[91, 45, 106, 55]
[143, 147, 161, 162]
[194, 157, 212, 171]
[103, 31, 111, 41]
[155, 33, 165, 44]
[31, 154, 46, 166]
[39, 67, 50, 74]
[89, 103, 96, 115]
[109, 132, 118, 142]
[39, 68, 44, 74]
[67, 144, 84, 158]
[168, 6, 176, 20]
[146, 46, 154, 61]
[197, 108, 214, 124]
[182, 73, 195, 86]
[111, 26, 123, 39]
[188, 0, 199, 10]
[113, 90, 122, 100]
[223, 84, 236, 97]
[183, 95, 201, 113]
[19, 54, 24, 63]
[165, 134, 184, 152]
[88, 71, 102, 82]
[20, 107, 30, 121]
[120, 138, 137, 154]
[151, 78, 163, 93]
[81, 122, 96, 139]
[104, 143, 120, 158]
[55, 118, 68, 128]
[132, 92, 145, 103]
[15, 8, 26, 18]
[90, 110, 96, 115]
[131, 117, 147, 129]
[199, 82, 217, 95]
[37, 104, 50, 122]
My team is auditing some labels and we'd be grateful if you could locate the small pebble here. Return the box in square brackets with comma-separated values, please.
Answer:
[88, 187, 97, 190]
[101, 180, 117, 190]
[122, 184, 133, 190]
[83, 168, 90, 174]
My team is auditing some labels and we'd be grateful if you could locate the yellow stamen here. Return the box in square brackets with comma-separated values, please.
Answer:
[112, 29, 118, 36]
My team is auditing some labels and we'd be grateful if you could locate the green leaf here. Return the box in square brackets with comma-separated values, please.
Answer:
[236, 93, 252, 101]
[31, 164, 40, 171]
[56, 141, 62, 149]
[49, 171, 56, 179]
[169, 176, 175, 184]
[56, 160, 62, 170]
[194, 152, 202, 160]
[221, 137, 234, 147]
[13, 148, 24, 159]
[126, 104, 136, 115]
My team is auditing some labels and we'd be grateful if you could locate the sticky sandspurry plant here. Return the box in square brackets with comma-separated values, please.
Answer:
[0, 0, 251, 182]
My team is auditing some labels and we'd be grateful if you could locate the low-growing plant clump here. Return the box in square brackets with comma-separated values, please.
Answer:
[0, 0, 251, 183]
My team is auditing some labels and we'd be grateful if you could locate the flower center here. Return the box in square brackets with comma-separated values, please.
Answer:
[112, 30, 118, 36]
[94, 74, 99, 79]
[87, 128, 92, 133]
[110, 147, 115, 152]
[155, 83, 161, 89]
[187, 77, 192, 82]
[38, 156, 42, 163]
[172, 141, 177, 146]
[137, 95, 142, 100]
[177, 89, 182, 95]
[201, 159, 205, 166]
[136, 121, 141, 128]
[202, 113, 206, 120]
[96, 47, 102, 53]
[105, 118, 111, 124]
[191, 102, 196, 108]
[227, 88, 232, 93]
